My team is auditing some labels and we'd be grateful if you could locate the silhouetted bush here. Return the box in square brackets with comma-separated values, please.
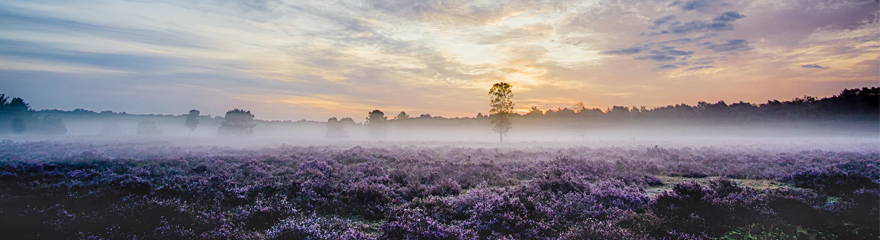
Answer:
[343, 176, 394, 220]
[218, 109, 256, 136]
[562, 220, 645, 240]
[265, 216, 372, 240]
[381, 209, 465, 240]
[325, 117, 348, 138]
[652, 179, 765, 237]
[0, 95, 67, 135]
[137, 120, 163, 136]
[790, 166, 879, 197]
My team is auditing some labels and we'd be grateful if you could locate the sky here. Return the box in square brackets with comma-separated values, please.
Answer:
[1, 0, 878, 121]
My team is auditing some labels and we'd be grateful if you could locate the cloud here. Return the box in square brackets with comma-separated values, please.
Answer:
[601, 47, 642, 55]
[366, 0, 536, 25]
[651, 38, 694, 46]
[713, 11, 745, 22]
[1, 0, 877, 121]
[692, 59, 715, 65]
[650, 15, 678, 29]
[221, 0, 281, 13]
[687, 66, 713, 70]
[0, 7, 210, 49]
[651, 47, 694, 56]
[672, 0, 714, 11]
[647, 11, 745, 35]
[637, 54, 678, 62]
[669, 11, 745, 34]
[615, 46, 695, 67]
[0, 39, 204, 74]
[658, 64, 680, 69]
[704, 39, 752, 53]
[801, 64, 827, 69]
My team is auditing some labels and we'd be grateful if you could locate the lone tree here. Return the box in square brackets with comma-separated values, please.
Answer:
[136, 120, 162, 136]
[394, 111, 410, 121]
[218, 109, 256, 136]
[325, 117, 348, 138]
[0, 94, 66, 135]
[366, 109, 387, 138]
[1, 95, 31, 133]
[185, 109, 200, 135]
[489, 82, 514, 143]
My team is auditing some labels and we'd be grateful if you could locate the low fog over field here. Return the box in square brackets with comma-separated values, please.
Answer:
[1, 89, 878, 239]
[2, 121, 878, 152]
[2, 87, 878, 151]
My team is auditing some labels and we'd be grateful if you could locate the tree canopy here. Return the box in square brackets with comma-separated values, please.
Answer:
[0, 94, 66, 135]
[185, 109, 200, 134]
[366, 109, 387, 138]
[489, 82, 514, 143]
[218, 109, 256, 136]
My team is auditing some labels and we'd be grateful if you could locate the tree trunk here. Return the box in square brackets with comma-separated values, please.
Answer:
[499, 133, 503, 143]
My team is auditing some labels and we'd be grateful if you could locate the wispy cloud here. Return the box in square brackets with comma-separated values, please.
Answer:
[801, 64, 827, 69]
[1, 0, 877, 120]
[703, 39, 753, 53]
[601, 47, 642, 55]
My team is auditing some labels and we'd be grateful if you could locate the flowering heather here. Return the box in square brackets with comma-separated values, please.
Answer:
[0, 141, 877, 239]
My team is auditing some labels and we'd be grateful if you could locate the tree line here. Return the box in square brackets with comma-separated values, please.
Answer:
[0, 87, 875, 138]
[328, 86, 878, 142]
[0, 94, 67, 135]
[329, 87, 879, 127]
[517, 87, 879, 123]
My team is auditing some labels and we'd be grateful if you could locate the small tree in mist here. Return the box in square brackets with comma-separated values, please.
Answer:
[0, 94, 67, 135]
[1, 95, 31, 134]
[395, 111, 410, 121]
[185, 109, 200, 136]
[573, 102, 586, 113]
[136, 120, 163, 136]
[326, 117, 348, 138]
[99, 121, 122, 136]
[340, 117, 355, 126]
[489, 82, 514, 143]
[525, 106, 543, 118]
[218, 109, 256, 136]
[366, 109, 387, 138]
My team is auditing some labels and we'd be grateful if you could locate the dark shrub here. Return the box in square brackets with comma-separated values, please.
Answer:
[343, 176, 394, 220]
[790, 167, 878, 197]
[667, 162, 709, 178]
[296, 159, 338, 181]
[265, 216, 371, 240]
[651, 179, 764, 237]
[428, 178, 461, 197]
[530, 169, 589, 195]
[539, 180, 649, 226]
[460, 190, 554, 239]
[381, 208, 465, 240]
[590, 181, 651, 214]
[238, 200, 298, 231]
[562, 220, 645, 240]
[765, 190, 826, 229]
[840, 188, 879, 238]
[439, 187, 554, 239]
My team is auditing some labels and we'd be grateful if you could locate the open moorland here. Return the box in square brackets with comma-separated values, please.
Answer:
[1, 140, 877, 239]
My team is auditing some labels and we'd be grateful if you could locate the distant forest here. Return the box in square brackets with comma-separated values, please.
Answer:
[516, 87, 878, 123]
[0, 87, 877, 135]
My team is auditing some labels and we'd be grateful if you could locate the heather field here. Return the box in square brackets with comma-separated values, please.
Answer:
[0, 140, 877, 240]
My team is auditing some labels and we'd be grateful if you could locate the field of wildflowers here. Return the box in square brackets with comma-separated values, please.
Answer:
[0, 141, 876, 239]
